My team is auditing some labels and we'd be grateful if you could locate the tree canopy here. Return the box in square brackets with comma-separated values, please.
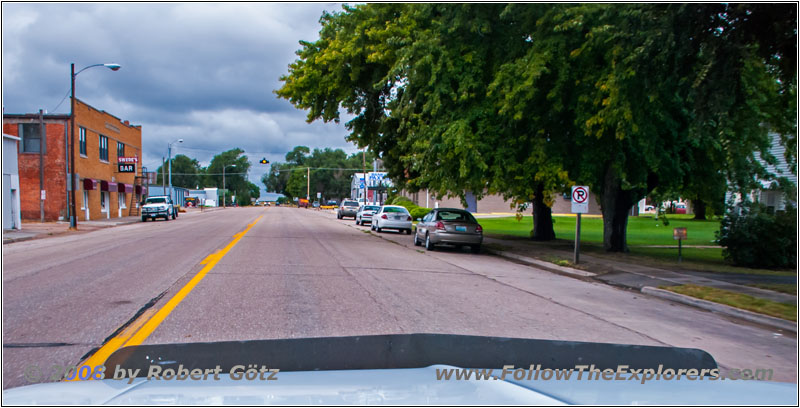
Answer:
[277, 3, 796, 251]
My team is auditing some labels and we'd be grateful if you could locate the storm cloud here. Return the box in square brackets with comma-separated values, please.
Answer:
[2, 3, 353, 192]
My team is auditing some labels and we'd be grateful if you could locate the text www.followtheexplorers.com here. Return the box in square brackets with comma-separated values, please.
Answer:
[435, 365, 774, 384]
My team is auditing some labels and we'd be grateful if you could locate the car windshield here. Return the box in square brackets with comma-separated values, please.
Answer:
[383, 206, 409, 213]
[3, 3, 795, 405]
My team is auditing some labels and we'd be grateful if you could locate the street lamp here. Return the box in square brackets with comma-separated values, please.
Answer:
[222, 164, 237, 208]
[69, 62, 121, 229]
[168, 138, 184, 202]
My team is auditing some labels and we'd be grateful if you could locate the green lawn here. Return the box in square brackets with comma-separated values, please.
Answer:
[480, 214, 720, 246]
[663, 284, 796, 322]
[480, 215, 796, 276]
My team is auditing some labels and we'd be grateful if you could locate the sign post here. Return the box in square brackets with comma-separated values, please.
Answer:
[571, 186, 589, 264]
[673, 228, 687, 263]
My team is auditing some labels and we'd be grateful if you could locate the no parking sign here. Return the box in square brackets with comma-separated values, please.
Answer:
[571, 186, 589, 213]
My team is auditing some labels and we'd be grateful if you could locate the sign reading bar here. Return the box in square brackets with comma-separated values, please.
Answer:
[118, 163, 135, 173]
[571, 186, 589, 214]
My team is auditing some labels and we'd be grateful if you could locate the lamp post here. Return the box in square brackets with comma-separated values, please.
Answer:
[69, 62, 120, 229]
[222, 164, 237, 208]
[167, 138, 183, 203]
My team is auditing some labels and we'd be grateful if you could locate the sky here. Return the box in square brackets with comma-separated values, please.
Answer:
[2, 2, 355, 197]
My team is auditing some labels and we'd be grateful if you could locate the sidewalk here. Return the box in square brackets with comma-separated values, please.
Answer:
[483, 235, 796, 331]
[4, 216, 141, 244]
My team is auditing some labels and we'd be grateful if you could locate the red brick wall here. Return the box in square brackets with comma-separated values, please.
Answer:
[3, 120, 69, 221]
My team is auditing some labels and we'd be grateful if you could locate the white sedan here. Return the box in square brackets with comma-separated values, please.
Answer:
[371, 205, 413, 234]
[356, 205, 381, 225]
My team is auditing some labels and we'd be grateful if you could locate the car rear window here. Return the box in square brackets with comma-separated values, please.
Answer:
[383, 207, 409, 213]
[343, 201, 358, 206]
[436, 210, 476, 223]
[364, 206, 380, 211]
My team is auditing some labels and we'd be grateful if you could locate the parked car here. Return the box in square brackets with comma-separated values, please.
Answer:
[337, 200, 360, 219]
[355, 205, 381, 225]
[675, 203, 687, 214]
[299, 198, 309, 208]
[371, 205, 412, 234]
[414, 208, 482, 253]
[141, 196, 176, 222]
[312, 201, 320, 208]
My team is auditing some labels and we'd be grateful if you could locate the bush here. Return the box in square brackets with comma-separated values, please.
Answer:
[390, 196, 413, 206]
[717, 202, 797, 268]
[410, 206, 432, 220]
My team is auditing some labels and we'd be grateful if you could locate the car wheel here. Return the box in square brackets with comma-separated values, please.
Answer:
[376, 226, 382, 233]
[337, 213, 342, 219]
[406, 229, 412, 235]
[356, 218, 360, 225]
[425, 234, 434, 251]
[142, 217, 147, 222]
[171, 212, 176, 220]
[471, 245, 481, 254]
[414, 232, 421, 246]
[164, 215, 169, 221]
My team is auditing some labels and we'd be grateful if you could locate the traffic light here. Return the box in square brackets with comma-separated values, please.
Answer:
[259, 158, 270, 164]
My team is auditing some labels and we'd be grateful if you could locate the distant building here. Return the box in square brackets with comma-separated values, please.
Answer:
[147, 186, 189, 208]
[727, 132, 797, 212]
[351, 172, 393, 204]
[3, 133, 22, 229]
[2, 100, 144, 221]
[187, 188, 219, 207]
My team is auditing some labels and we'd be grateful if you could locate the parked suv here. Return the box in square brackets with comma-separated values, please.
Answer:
[337, 200, 360, 219]
[141, 196, 176, 221]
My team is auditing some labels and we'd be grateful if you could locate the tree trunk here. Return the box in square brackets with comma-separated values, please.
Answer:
[693, 200, 706, 220]
[531, 183, 556, 241]
[600, 166, 638, 252]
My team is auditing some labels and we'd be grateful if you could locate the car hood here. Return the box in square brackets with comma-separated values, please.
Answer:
[4, 334, 796, 405]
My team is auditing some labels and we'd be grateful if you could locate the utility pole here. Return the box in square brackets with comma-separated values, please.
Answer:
[69, 63, 77, 229]
[223, 165, 227, 208]
[38, 109, 45, 222]
[362, 149, 367, 204]
[161, 157, 166, 193]
[306, 166, 310, 200]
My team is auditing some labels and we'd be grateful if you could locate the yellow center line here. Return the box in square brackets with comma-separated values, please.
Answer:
[75, 215, 263, 375]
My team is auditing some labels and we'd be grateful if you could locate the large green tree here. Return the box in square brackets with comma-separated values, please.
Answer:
[155, 154, 204, 189]
[277, 3, 795, 251]
[205, 148, 251, 206]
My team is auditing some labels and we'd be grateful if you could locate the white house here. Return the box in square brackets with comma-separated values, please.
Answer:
[351, 172, 392, 203]
[727, 132, 797, 212]
[3, 133, 22, 229]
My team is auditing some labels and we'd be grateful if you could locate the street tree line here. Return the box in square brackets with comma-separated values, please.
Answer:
[276, 3, 796, 251]
[155, 148, 261, 206]
[262, 145, 376, 202]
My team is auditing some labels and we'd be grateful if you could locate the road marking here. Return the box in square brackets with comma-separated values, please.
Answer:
[76, 215, 263, 375]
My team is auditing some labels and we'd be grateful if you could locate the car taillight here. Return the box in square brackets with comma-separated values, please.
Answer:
[476, 225, 483, 233]
[407, 216, 412, 221]
[435, 221, 445, 230]
[381, 214, 388, 219]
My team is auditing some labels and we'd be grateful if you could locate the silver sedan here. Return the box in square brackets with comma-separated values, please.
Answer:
[371, 205, 413, 234]
[414, 208, 482, 253]
[356, 205, 381, 225]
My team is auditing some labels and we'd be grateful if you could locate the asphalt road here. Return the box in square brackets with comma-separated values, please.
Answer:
[2, 206, 796, 389]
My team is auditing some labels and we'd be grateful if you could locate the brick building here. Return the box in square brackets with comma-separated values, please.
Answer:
[3, 99, 144, 221]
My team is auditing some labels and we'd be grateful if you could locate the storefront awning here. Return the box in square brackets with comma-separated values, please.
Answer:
[135, 185, 147, 195]
[83, 178, 98, 191]
[100, 180, 118, 192]
[118, 183, 134, 193]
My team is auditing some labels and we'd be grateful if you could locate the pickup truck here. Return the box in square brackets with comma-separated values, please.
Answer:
[298, 198, 309, 208]
[141, 196, 177, 221]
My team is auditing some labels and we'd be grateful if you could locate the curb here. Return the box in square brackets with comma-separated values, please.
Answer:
[641, 286, 797, 333]
[485, 248, 596, 278]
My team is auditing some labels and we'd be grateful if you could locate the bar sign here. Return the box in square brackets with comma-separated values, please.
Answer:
[118, 163, 135, 173]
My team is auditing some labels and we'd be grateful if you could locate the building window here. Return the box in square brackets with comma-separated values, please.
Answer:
[99, 135, 109, 161]
[101, 191, 108, 212]
[79, 127, 87, 156]
[19, 123, 44, 153]
[117, 142, 125, 159]
[119, 192, 127, 209]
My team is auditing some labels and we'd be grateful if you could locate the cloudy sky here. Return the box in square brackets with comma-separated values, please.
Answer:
[2, 2, 355, 195]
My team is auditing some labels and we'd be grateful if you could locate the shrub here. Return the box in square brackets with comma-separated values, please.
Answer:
[410, 206, 432, 220]
[717, 202, 797, 268]
[390, 196, 413, 206]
